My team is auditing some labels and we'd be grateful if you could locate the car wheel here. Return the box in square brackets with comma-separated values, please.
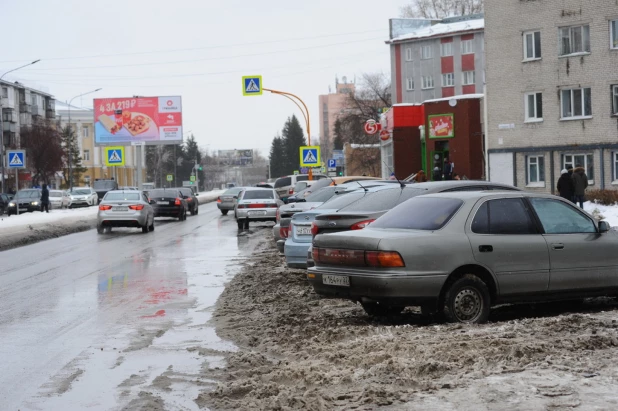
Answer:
[221, 210, 228, 216]
[97, 225, 104, 234]
[243, 219, 250, 230]
[105, 227, 112, 233]
[443, 274, 491, 324]
[149, 220, 155, 232]
[190, 206, 196, 216]
[361, 302, 405, 317]
[195, 206, 199, 215]
[237, 220, 243, 230]
[142, 224, 149, 233]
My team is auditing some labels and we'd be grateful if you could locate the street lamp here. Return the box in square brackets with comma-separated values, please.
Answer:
[67, 88, 101, 190]
[0, 59, 41, 193]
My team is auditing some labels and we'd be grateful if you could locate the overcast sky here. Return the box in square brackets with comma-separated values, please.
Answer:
[1, 0, 408, 157]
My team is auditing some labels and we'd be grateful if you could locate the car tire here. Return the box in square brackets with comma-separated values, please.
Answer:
[142, 224, 149, 233]
[243, 219, 250, 230]
[105, 227, 112, 233]
[361, 302, 405, 317]
[97, 225, 104, 234]
[190, 206, 196, 216]
[221, 210, 228, 216]
[149, 220, 155, 232]
[195, 206, 199, 215]
[237, 220, 243, 230]
[443, 274, 491, 324]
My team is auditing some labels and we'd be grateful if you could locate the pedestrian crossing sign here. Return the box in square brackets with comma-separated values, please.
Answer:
[6, 150, 26, 169]
[242, 75, 263, 96]
[299, 146, 320, 167]
[104, 146, 125, 167]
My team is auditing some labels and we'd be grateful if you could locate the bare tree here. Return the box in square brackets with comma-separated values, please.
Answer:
[19, 119, 64, 185]
[401, 0, 483, 19]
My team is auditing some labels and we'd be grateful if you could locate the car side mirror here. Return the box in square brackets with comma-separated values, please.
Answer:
[599, 220, 610, 233]
[195, 193, 199, 196]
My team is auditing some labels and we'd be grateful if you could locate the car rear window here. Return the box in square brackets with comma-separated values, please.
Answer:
[317, 191, 365, 210]
[49, 192, 62, 197]
[306, 178, 332, 192]
[372, 197, 464, 230]
[149, 190, 177, 198]
[294, 182, 308, 192]
[305, 187, 338, 203]
[179, 188, 193, 196]
[338, 187, 427, 213]
[274, 177, 292, 188]
[105, 193, 141, 201]
[296, 176, 309, 182]
[223, 187, 243, 195]
[94, 181, 117, 189]
[243, 190, 275, 200]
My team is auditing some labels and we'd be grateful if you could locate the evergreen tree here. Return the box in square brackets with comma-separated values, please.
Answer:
[281, 115, 306, 174]
[268, 135, 285, 178]
[333, 118, 344, 150]
[179, 134, 204, 186]
[61, 126, 87, 188]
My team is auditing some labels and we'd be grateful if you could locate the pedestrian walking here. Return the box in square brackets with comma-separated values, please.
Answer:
[41, 184, 50, 213]
[572, 164, 588, 209]
[443, 158, 453, 180]
[433, 167, 442, 181]
[557, 169, 575, 202]
[414, 170, 427, 182]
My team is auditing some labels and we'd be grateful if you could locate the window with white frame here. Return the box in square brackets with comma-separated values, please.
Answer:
[613, 152, 618, 182]
[83, 150, 90, 161]
[2, 87, 8, 98]
[442, 73, 454, 87]
[421, 76, 434, 89]
[523, 31, 542, 60]
[83, 126, 89, 137]
[421, 45, 433, 59]
[527, 156, 545, 186]
[405, 47, 413, 61]
[462, 71, 475, 85]
[461, 39, 474, 54]
[562, 153, 594, 183]
[561, 87, 592, 119]
[406, 77, 414, 91]
[559, 25, 590, 56]
[613, 85, 618, 115]
[525, 92, 543, 122]
[611, 20, 618, 49]
[440, 42, 453, 57]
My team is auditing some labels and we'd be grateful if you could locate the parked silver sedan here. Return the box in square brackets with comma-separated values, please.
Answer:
[235, 187, 282, 230]
[217, 187, 244, 215]
[97, 190, 154, 234]
[49, 190, 71, 209]
[308, 191, 616, 324]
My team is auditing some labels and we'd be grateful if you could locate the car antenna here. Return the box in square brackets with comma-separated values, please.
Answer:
[355, 180, 368, 192]
[325, 174, 337, 186]
[382, 161, 406, 189]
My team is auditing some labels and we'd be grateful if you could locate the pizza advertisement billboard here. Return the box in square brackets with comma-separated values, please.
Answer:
[428, 114, 454, 139]
[93, 96, 182, 146]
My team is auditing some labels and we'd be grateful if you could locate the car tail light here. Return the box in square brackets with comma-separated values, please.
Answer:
[280, 226, 289, 239]
[312, 247, 405, 268]
[365, 251, 405, 267]
[237, 204, 246, 209]
[186, 198, 193, 202]
[267, 203, 277, 208]
[289, 188, 294, 194]
[99, 205, 112, 211]
[175, 198, 181, 206]
[312, 247, 320, 263]
[350, 219, 376, 230]
[311, 222, 319, 237]
[217, 197, 221, 203]
[129, 204, 145, 210]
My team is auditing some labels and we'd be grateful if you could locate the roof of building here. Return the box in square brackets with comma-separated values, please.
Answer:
[55, 100, 93, 113]
[424, 93, 484, 104]
[0, 79, 54, 97]
[387, 17, 484, 43]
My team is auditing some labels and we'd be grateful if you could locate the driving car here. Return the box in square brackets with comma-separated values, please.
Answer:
[178, 187, 199, 215]
[308, 191, 618, 324]
[217, 187, 244, 215]
[69, 187, 98, 207]
[97, 190, 154, 234]
[273, 174, 327, 203]
[49, 190, 71, 209]
[6, 189, 42, 215]
[93, 179, 119, 203]
[235, 187, 283, 230]
[148, 188, 189, 220]
[0, 193, 11, 215]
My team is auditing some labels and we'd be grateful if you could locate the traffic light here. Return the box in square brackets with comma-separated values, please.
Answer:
[198, 166, 203, 171]
[336, 166, 343, 176]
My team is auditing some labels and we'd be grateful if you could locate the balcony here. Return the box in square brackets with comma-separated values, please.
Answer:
[19, 103, 31, 113]
[46, 108, 55, 119]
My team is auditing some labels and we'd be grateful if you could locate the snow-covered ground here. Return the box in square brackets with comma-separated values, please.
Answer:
[584, 201, 618, 227]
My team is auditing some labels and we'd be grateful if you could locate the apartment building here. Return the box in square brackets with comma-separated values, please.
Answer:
[318, 77, 356, 162]
[387, 14, 485, 104]
[486, 1, 618, 192]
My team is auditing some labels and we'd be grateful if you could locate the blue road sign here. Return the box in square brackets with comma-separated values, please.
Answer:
[105, 146, 125, 166]
[327, 159, 336, 168]
[299, 146, 320, 167]
[7, 150, 26, 169]
[242, 75, 263, 96]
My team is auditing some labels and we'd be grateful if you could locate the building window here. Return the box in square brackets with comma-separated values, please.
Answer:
[562, 154, 594, 183]
[527, 156, 545, 186]
[525, 92, 543, 122]
[559, 25, 590, 56]
[83, 126, 89, 137]
[406, 77, 414, 91]
[461, 39, 474, 54]
[561, 88, 592, 119]
[612, 20, 618, 49]
[31, 94, 37, 106]
[421, 45, 433, 59]
[405, 48, 413, 61]
[613, 85, 618, 115]
[1, 87, 7, 98]
[462, 71, 475, 85]
[83, 150, 90, 161]
[613, 152, 618, 182]
[523, 31, 542, 60]
[421, 76, 434, 89]
[440, 42, 453, 57]
[441, 73, 454, 87]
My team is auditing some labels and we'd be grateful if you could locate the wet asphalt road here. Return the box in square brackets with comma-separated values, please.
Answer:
[0, 202, 265, 410]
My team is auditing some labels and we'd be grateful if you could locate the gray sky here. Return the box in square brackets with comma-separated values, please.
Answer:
[1, 0, 408, 157]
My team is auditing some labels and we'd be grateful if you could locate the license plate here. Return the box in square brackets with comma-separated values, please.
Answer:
[322, 275, 350, 287]
[296, 226, 312, 235]
[114, 206, 128, 211]
[19, 208, 27, 212]
[157, 201, 169, 205]
[248, 210, 267, 216]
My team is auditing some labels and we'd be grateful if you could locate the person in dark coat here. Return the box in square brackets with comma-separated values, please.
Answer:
[40, 184, 50, 213]
[557, 169, 575, 202]
[433, 167, 442, 181]
[572, 164, 588, 209]
[443, 158, 453, 180]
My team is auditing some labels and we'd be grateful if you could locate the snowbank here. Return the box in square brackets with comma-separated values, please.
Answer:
[584, 201, 618, 227]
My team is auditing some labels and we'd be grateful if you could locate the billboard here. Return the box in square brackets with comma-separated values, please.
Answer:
[94, 96, 182, 146]
[428, 114, 454, 139]
[217, 149, 254, 166]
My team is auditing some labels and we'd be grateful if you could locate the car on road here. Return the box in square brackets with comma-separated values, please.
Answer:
[292, 180, 315, 195]
[148, 188, 189, 220]
[0, 193, 11, 215]
[273, 174, 327, 203]
[94, 179, 119, 203]
[307, 191, 618, 324]
[178, 187, 199, 215]
[235, 187, 283, 230]
[69, 187, 98, 207]
[97, 190, 154, 234]
[217, 187, 244, 215]
[49, 190, 71, 209]
[6, 189, 42, 215]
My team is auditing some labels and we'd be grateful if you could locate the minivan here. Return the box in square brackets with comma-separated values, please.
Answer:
[274, 174, 327, 203]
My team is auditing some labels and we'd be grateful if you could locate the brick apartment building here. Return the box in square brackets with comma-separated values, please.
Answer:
[486, 1, 618, 192]
[318, 77, 356, 163]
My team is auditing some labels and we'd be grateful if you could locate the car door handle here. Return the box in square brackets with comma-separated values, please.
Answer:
[479, 245, 493, 253]
[552, 243, 565, 250]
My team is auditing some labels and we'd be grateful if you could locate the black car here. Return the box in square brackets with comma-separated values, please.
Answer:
[148, 188, 188, 220]
[178, 187, 199, 215]
[6, 189, 43, 215]
[93, 179, 119, 203]
[0, 193, 12, 215]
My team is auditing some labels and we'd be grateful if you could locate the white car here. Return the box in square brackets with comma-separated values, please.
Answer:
[49, 190, 71, 209]
[68, 187, 98, 208]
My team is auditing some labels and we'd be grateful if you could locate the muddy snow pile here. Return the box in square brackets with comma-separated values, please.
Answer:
[200, 234, 618, 410]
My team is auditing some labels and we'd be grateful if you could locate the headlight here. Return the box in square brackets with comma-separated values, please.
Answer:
[9, 202, 15, 207]
[32, 201, 39, 206]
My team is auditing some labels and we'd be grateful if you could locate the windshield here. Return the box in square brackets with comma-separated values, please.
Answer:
[304, 187, 339, 203]
[149, 190, 178, 198]
[339, 187, 427, 213]
[242, 190, 275, 200]
[15, 190, 39, 199]
[70, 189, 91, 195]
[305, 178, 333, 192]
[317, 191, 365, 210]
[372, 197, 464, 230]
[223, 187, 243, 195]
[104, 193, 141, 201]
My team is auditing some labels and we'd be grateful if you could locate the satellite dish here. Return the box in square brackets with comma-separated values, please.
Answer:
[449, 98, 457, 107]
